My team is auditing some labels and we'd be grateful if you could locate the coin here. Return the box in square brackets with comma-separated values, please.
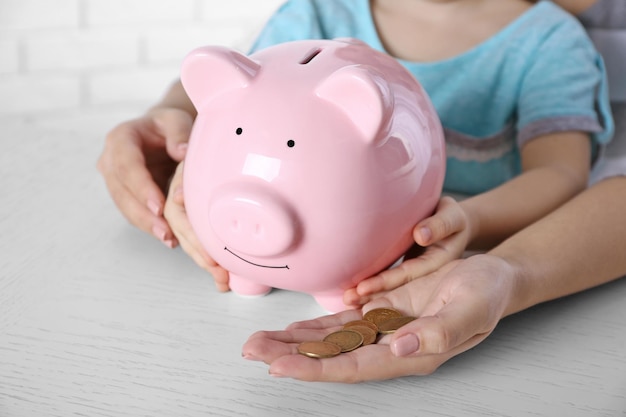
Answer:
[297, 341, 342, 358]
[377, 316, 417, 334]
[363, 307, 403, 327]
[344, 325, 378, 346]
[343, 319, 378, 332]
[323, 329, 364, 352]
[299, 309, 419, 358]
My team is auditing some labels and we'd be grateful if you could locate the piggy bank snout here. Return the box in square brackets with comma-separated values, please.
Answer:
[208, 186, 297, 258]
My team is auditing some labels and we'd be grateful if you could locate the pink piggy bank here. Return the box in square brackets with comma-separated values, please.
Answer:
[181, 38, 445, 312]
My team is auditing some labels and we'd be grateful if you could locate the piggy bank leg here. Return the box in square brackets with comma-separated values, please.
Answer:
[313, 290, 355, 313]
[229, 274, 272, 297]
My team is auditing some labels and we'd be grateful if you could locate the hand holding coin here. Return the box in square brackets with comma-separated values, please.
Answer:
[244, 308, 426, 382]
[296, 308, 416, 359]
[243, 257, 512, 382]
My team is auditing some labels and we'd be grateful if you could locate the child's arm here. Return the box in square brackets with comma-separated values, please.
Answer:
[461, 130, 590, 249]
[345, 130, 591, 306]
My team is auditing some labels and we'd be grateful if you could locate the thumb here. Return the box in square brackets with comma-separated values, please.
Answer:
[153, 109, 194, 162]
[414, 196, 464, 246]
[388, 292, 494, 358]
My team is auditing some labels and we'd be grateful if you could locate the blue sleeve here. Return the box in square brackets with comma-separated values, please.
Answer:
[517, 18, 614, 147]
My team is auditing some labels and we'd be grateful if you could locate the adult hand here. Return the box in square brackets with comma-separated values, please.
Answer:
[97, 107, 193, 247]
[164, 162, 231, 291]
[344, 196, 472, 306]
[243, 254, 515, 382]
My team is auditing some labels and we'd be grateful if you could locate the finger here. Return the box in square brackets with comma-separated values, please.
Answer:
[356, 254, 443, 296]
[164, 166, 201, 257]
[361, 263, 459, 317]
[268, 344, 394, 382]
[242, 328, 340, 363]
[108, 136, 171, 226]
[267, 341, 470, 382]
[100, 161, 175, 244]
[116, 156, 165, 216]
[354, 275, 386, 297]
[153, 109, 194, 161]
[244, 329, 405, 380]
[100, 161, 150, 230]
[389, 292, 496, 357]
[415, 196, 464, 246]
[98, 133, 165, 227]
[165, 193, 207, 264]
[165, 164, 229, 287]
[208, 265, 230, 292]
[170, 210, 217, 273]
[242, 332, 299, 362]
[342, 287, 369, 307]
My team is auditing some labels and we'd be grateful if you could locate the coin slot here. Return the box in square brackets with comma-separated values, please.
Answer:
[299, 48, 322, 65]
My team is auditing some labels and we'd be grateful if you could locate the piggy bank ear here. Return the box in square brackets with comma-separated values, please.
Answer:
[181, 46, 260, 111]
[315, 66, 391, 142]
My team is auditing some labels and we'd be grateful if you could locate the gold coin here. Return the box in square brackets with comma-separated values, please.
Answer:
[297, 341, 342, 358]
[323, 329, 364, 352]
[363, 308, 403, 327]
[345, 325, 378, 346]
[377, 316, 417, 334]
[343, 319, 378, 332]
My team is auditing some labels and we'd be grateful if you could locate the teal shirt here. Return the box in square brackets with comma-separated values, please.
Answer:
[250, 0, 614, 195]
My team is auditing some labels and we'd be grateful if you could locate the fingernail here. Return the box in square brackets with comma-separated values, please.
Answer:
[391, 334, 420, 357]
[269, 371, 284, 378]
[419, 227, 431, 244]
[242, 352, 258, 361]
[152, 225, 167, 241]
[163, 239, 175, 249]
[147, 200, 161, 216]
[177, 143, 188, 155]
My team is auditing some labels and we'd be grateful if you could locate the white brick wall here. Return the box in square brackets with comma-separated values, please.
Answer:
[0, 0, 284, 115]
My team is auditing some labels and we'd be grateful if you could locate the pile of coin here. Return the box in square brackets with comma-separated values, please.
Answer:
[297, 308, 416, 359]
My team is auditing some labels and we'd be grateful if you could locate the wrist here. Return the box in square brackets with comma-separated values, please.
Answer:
[488, 244, 539, 317]
[462, 253, 523, 321]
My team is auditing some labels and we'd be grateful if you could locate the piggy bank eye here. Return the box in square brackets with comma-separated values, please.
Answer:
[287, 139, 295, 148]
[235, 127, 243, 135]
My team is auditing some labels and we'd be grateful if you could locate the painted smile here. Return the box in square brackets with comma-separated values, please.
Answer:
[224, 247, 289, 269]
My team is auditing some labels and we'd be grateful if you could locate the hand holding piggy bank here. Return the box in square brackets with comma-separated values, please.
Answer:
[181, 38, 445, 312]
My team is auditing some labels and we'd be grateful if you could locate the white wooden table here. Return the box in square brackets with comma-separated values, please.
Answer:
[1, 109, 625, 417]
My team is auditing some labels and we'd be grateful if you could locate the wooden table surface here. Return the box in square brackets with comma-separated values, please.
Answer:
[1, 109, 625, 417]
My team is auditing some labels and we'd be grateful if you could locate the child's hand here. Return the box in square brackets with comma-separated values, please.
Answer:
[164, 162, 230, 291]
[97, 108, 193, 247]
[344, 197, 472, 307]
[242, 254, 514, 382]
